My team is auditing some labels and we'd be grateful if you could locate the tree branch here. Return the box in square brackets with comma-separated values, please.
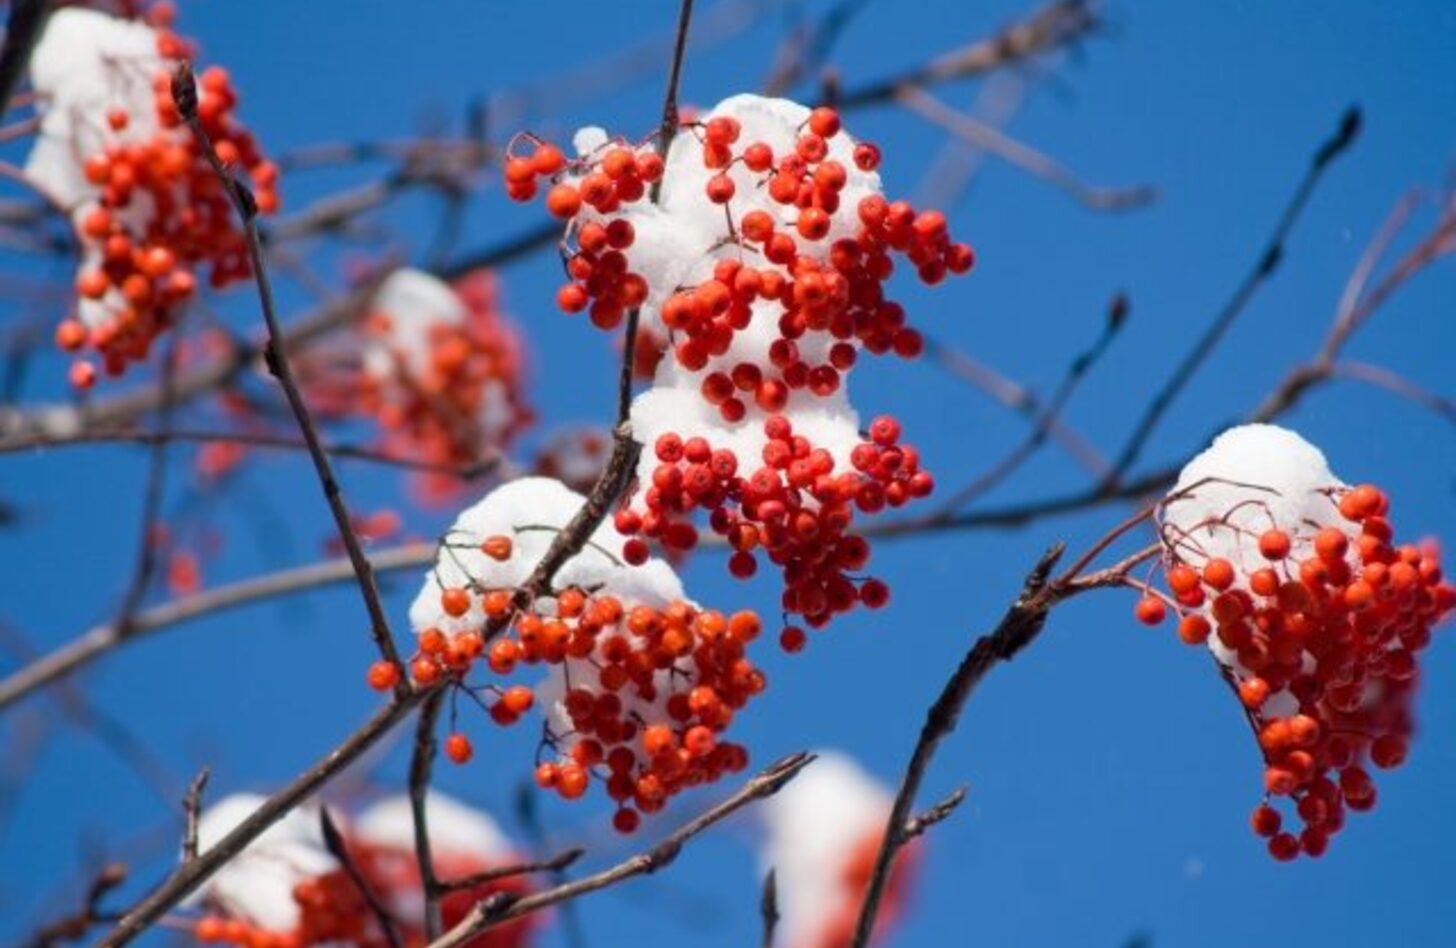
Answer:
[174, 63, 405, 686]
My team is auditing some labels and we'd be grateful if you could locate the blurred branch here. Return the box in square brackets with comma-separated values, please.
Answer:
[898, 86, 1156, 211]
[321, 806, 404, 948]
[834, 0, 1100, 109]
[759, 868, 779, 948]
[922, 333, 1108, 474]
[0, 0, 53, 123]
[934, 292, 1126, 513]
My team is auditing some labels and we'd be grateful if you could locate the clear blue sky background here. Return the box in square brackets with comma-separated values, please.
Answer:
[2, 1, 1454, 945]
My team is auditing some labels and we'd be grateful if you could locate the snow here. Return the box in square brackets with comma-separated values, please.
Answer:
[363, 269, 468, 380]
[760, 751, 891, 948]
[409, 476, 683, 637]
[353, 791, 513, 862]
[599, 94, 883, 490]
[191, 793, 337, 931]
[1163, 424, 1349, 708]
[410, 477, 694, 769]
[25, 8, 164, 209]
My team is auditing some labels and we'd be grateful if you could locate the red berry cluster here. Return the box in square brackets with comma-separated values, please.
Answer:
[193, 834, 533, 948]
[365, 272, 530, 505]
[373, 535, 766, 832]
[505, 139, 659, 330]
[1139, 483, 1455, 859]
[302, 271, 532, 507]
[506, 106, 973, 420]
[57, 3, 279, 388]
[615, 414, 932, 647]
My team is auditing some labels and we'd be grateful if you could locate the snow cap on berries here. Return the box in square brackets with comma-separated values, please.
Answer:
[25, 8, 164, 207]
[409, 476, 683, 637]
[353, 791, 514, 862]
[1158, 423, 1455, 860]
[191, 793, 336, 930]
[761, 751, 914, 948]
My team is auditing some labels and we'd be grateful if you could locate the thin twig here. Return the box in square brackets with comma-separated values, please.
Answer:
[0, 426, 506, 479]
[438, 848, 585, 892]
[759, 868, 779, 948]
[848, 545, 1065, 948]
[1102, 105, 1362, 485]
[29, 862, 128, 948]
[173, 63, 405, 687]
[902, 785, 968, 841]
[181, 768, 209, 863]
[833, 0, 1099, 108]
[921, 333, 1108, 474]
[409, 690, 447, 939]
[426, 752, 814, 948]
[935, 292, 1126, 513]
[0, 542, 435, 713]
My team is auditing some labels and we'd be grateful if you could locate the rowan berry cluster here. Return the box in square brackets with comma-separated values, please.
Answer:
[397, 478, 764, 832]
[26, 5, 279, 388]
[192, 793, 536, 948]
[507, 94, 970, 646]
[1141, 425, 1454, 860]
[507, 96, 970, 412]
[615, 413, 930, 648]
[302, 269, 532, 506]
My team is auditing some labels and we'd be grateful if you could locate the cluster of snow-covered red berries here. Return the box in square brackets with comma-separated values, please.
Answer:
[190, 792, 537, 948]
[392, 478, 762, 832]
[508, 94, 971, 645]
[301, 268, 532, 506]
[26, 4, 279, 388]
[1136, 425, 1454, 860]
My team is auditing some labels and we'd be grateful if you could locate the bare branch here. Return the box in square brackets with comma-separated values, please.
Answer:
[100, 693, 426, 946]
[935, 292, 1126, 513]
[0, 542, 434, 713]
[181, 768, 210, 864]
[409, 690, 447, 939]
[173, 62, 405, 686]
[1102, 105, 1362, 485]
[834, 0, 1100, 108]
[902, 785, 968, 841]
[438, 848, 585, 892]
[848, 545, 1065, 948]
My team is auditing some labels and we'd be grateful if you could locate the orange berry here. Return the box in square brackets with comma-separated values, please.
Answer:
[366, 660, 400, 692]
[482, 535, 513, 561]
[501, 685, 534, 714]
[1134, 596, 1166, 625]
[445, 733, 473, 764]
[545, 183, 582, 218]
[441, 587, 471, 617]
[1202, 558, 1235, 591]
[1258, 529, 1291, 560]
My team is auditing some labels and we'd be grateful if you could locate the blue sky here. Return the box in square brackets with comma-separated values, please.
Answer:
[2, 1, 1454, 945]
